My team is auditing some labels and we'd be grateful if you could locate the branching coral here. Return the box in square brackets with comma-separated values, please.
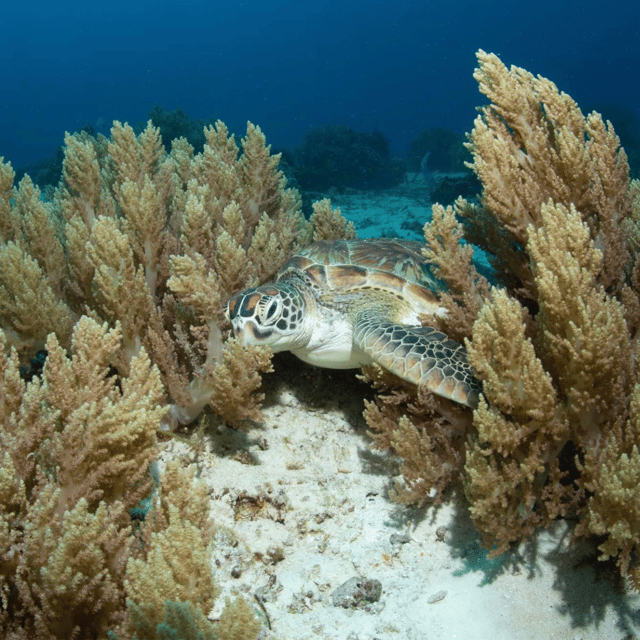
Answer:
[0, 119, 349, 429]
[0, 118, 357, 637]
[461, 50, 632, 296]
[123, 460, 262, 640]
[364, 51, 640, 585]
[308, 198, 357, 243]
[0, 318, 261, 638]
[0, 319, 161, 638]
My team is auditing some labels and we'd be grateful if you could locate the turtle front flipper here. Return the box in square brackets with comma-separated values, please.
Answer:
[353, 316, 481, 408]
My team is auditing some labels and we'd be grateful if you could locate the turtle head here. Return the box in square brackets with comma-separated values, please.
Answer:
[224, 283, 309, 351]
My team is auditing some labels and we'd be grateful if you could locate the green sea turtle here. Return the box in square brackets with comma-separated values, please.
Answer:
[224, 238, 481, 408]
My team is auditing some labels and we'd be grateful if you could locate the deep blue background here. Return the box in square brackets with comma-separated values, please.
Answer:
[1, 0, 638, 169]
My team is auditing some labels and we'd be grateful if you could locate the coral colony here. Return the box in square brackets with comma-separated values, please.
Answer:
[0, 51, 639, 637]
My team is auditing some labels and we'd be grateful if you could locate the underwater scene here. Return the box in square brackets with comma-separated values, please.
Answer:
[1, 0, 640, 638]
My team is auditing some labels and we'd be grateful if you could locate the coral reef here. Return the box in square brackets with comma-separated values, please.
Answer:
[593, 103, 640, 180]
[365, 50, 640, 587]
[0, 118, 340, 429]
[406, 126, 466, 174]
[0, 118, 353, 637]
[293, 123, 405, 192]
[0, 318, 262, 639]
[14, 106, 219, 191]
[145, 105, 217, 155]
[4, 46, 640, 635]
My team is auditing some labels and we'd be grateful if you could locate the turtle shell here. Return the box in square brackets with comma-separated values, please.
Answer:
[277, 238, 444, 318]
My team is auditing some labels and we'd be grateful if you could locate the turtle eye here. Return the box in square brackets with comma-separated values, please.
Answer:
[260, 297, 282, 325]
[265, 302, 277, 319]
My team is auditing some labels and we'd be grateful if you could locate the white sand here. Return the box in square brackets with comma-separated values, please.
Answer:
[161, 354, 640, 640]
[324, 177, 433, 240]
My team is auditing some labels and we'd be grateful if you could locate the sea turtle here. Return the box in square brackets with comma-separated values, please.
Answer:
[224, 238, 481, 408]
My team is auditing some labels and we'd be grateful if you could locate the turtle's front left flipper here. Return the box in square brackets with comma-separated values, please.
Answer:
[353, 316, 481, 408]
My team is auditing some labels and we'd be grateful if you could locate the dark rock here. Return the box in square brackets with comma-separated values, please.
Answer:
[331, 576, 382, 609]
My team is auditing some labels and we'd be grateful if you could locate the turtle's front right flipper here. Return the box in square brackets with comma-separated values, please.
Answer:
[353, 317, 481, 408]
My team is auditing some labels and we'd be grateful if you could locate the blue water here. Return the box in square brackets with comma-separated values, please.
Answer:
[1, 0, 638, 170]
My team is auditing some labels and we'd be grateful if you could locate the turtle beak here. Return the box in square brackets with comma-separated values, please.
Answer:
[247, 322, 277, 345]
[229, 314, 275, 347]
[225, 288, 279, 347]
[224, 294, 242, 322]
[226, 293, 258, 346]
[231, 321, 253, 346]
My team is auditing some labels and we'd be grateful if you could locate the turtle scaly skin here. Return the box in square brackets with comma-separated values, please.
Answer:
[225, 238, 481, 408]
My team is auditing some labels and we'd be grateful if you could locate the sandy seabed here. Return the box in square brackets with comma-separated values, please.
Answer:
[159, 351, 640, 640]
